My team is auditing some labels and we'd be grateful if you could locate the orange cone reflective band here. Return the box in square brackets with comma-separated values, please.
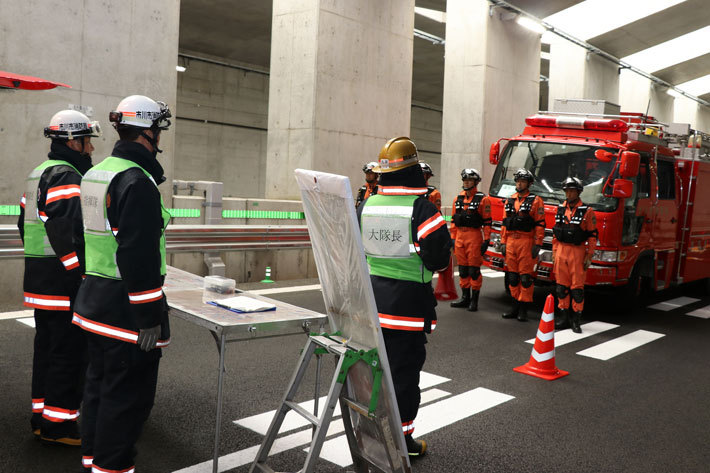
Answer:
[513, 294, 569, 380]
[434, 256, 458, 301]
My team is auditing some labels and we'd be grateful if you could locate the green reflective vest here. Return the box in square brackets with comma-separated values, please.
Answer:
[24, 160, 79, 257]
[81, 157, 169, 280]
[361, 194, 432, 283]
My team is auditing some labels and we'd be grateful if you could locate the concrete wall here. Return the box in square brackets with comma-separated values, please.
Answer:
[618, 70, 674, 122]
[0, 0, 180, 206]
[411, 104, 443, 190]
[673, 96, 710, 132]
[175, 55, 269, 197]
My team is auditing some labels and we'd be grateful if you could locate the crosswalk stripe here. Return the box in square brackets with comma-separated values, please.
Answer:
[0, 310, 33, 321]
[525, 321, 619, 347]
[647, 296, 700, 311]
[17, 317, 35, 328]
[686, 305, 710, 319]
[314, 387, 515, 467]
[248, 284, 322, 295]
[576, 330, 665, 361]
[235, 371, 450, 436]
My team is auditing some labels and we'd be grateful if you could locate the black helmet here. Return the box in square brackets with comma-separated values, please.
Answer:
[362, 161, 378, 173]
[562, 176, 584, 192]
[420, 162, 434, 176]
[461, 168, 481, 182]
[513, 168, 534, 183]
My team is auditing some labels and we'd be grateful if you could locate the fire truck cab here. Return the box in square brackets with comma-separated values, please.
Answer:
[484, 101, 710, 299]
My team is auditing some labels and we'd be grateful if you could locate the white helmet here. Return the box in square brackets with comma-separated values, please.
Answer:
[109, 95, 171, 130]
[44, 110, 101, 140]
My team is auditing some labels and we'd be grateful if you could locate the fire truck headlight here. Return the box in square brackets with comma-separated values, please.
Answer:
[539, 249, 553, 263]
[593, 250, 622, 262]
[490, 233, 501, 244]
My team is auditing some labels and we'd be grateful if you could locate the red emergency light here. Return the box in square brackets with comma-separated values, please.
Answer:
[525, 115, 629, 133]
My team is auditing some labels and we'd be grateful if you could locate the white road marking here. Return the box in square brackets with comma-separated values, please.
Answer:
[432, 269, 504, 279]
[525, 321, 619, 347]
[647, 296, 700, 311]
[315, 387, 515, 467]
[577, 330, 665, 361]
[17, 317, 35, 328]
[0, 309, 33, 321]
[248, 284, 322, 295]
[687, 305, 710, 319]
[235, 371, 451, 436]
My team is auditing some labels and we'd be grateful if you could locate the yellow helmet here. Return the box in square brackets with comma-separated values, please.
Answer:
[373, 137, 418, 173]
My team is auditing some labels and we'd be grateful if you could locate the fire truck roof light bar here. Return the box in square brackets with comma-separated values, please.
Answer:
[487, 0, 710, 108]
[526, 115, 629, 132]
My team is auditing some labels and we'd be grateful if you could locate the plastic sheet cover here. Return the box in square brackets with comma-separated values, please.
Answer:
[294, 169, 410, 472]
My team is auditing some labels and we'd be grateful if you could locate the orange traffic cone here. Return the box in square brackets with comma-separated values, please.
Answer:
[513, 294, 569, 380]
[434, 256, 458, 301]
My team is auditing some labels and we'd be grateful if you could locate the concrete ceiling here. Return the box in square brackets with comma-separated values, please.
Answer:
[179, 0, 710, 107]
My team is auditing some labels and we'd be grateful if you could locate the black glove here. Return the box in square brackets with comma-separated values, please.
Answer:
[137, 325, 161, 352]
[480, 240, 490, 256]
[500, 243, 506, 257]
[531, 244, 541, 259]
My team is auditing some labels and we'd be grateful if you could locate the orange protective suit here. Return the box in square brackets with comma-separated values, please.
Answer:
[501, 190, 545, 303]
[426, 187, 442, 211]
[450, 190, 491, 290]
[355, 182, 378, 208]
[552, 200, 597, 312]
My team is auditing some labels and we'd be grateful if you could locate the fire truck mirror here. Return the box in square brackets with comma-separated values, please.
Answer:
[489, 141, 500, 165]
[594, 149, 615, 162]
[611, 178, 633, 199]
[619, 151, 640, 178]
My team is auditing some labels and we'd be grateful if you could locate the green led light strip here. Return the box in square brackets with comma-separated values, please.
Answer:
[0, 205, 21, 216]
[222, 210, 305, 220]
[444, 215, 452, 222]
[167, 208, 201, 218]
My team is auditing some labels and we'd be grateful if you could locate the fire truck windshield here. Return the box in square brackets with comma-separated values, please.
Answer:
[489, 140, 618, 211]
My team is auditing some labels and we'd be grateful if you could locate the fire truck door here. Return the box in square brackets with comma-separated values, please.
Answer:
[651, 158, 680, 290]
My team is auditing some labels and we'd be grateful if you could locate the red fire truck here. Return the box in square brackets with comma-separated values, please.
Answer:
[484, 104, 710, 300]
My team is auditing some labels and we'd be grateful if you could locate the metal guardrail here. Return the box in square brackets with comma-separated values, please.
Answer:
[0, 225, 311, 259]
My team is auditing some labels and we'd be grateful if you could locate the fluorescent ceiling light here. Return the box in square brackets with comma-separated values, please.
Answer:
[176, 65, 186, 72]
[544, 0, 686, 41]
[517, 16, 546, 34]
[675, 74, 710, 97]
[667, 88, 683, 98]
[622, 25, 710, 73]
[413, 28, 445, 45]
[414, 6, 445, 23]
[541, 51, 551, 61]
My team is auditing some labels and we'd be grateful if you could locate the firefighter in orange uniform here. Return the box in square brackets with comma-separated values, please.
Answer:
[552, 177, 597, 333]
[355, 161, 379, 208]
[420, 162, 441, 210]
[449, 169, 492, 312]
[500, 169, 545, 321]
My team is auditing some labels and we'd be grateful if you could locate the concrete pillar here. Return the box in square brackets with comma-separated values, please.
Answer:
[0, 0, 180, 205]
[618, 70, 673, 123]
[672, 96, 710, 132]
[266, 0, 415, 199]
[547, 36, 619, 108]
[440, 0, 540, 205]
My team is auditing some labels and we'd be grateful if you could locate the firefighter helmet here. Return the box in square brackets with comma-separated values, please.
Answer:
[420, 162, 434, 177]
[461, 168, 481, 182]
[513, 168, 534, 183]
[362, 161, 379, 173]
[562, 176, 584, 192]
[109, 95, 171, 130]
[44, 110, 102, 140]
[373, 137, 418, 173]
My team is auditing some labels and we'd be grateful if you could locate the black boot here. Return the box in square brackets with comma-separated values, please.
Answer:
[450, 287, 471, 308]
[405, 434, 427, 457]
[502, 300, 519, 319]
[571, 311, 582, 333]
[517, 302, 528, 321]
[555, 309, 570, 330]
[467, 290, 480, 312]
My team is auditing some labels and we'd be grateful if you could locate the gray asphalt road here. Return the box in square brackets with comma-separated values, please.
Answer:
[1, 275, 709, 473]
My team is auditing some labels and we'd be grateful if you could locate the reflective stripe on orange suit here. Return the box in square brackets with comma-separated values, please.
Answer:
[450, 190, 491, 290]
[553, 200, 597, 311]
[501, 191, 545, 302]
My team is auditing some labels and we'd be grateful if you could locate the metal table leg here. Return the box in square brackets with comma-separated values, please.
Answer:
[213, 332, 227, 473]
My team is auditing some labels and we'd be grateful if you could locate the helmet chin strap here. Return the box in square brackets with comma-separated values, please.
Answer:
[462, 184, 476, 191]
[140, 130, 162, 154]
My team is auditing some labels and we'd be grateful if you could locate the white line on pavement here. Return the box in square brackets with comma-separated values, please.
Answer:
[525, 321, 619, 347]
[247, 284, 322, 295]
[0, 310, 33, 321]
[647, 296, 700, 311]
[576, 330, 665, 361]
[17, 317, 35, 328]
[686, 305, 710, 319]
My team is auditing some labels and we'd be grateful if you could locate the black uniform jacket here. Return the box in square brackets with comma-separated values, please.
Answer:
[18, 142, 92, 303]
[357, 165, 452, 338]
[73, 141, 170, 343]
